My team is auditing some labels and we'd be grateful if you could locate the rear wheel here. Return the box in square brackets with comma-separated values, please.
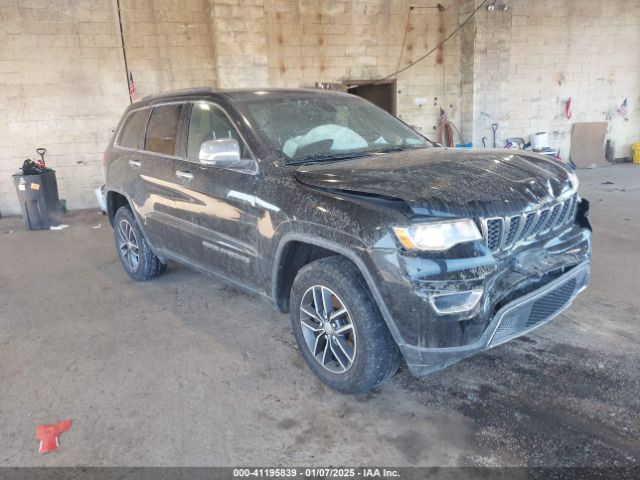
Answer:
[114, 206, 166, 281]
[290, 256, 401, 393]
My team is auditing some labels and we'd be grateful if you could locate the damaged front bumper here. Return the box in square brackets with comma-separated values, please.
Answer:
[400, 260, 590, 376]
[367, 203, 592, 377]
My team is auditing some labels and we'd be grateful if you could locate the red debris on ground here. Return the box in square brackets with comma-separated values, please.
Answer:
[35, 419, 72, 454]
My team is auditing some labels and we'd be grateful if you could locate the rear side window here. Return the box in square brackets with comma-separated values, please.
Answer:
[144, 104, 182, 155]
[117, 109, 148, 149]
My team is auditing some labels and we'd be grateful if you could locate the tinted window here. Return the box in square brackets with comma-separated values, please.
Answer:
[144, 104, 182, 155]
[187, 102, 249, 160]
[118, 110, 148, 149]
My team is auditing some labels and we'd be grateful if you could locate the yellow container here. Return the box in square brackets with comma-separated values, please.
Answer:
[634, 143, 640, 164]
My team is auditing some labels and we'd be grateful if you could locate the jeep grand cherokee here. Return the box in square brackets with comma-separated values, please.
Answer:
[103, 88, 592, 393]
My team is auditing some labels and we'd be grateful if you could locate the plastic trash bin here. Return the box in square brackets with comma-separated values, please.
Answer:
[13, 169, 62, 230]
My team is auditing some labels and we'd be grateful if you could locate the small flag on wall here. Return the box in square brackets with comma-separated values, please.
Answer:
[617, 97, 628, 121]
[565, 97, 572, 119]
[129, 72, 136, 101]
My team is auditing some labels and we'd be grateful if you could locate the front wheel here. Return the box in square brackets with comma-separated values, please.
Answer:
[290, 257, 401, 394]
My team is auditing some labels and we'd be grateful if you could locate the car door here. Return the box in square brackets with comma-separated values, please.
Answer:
[115, 107, 150, 210]
[172, 100, 261, 289]
[134, 103, 185, 253]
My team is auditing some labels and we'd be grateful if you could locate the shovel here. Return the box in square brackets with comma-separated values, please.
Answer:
[36, 147, 46, 169]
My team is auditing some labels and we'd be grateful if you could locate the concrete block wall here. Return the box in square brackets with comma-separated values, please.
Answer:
[0, 0, 465, 216]
[470, 2, 513, 148]
[0, 0, 128, 215]
[458, 0, 478, 142]
[469, 0, 640, 158]
[262, 0, 465, 139]
[1, 0, 639, 216]
[120, 0, 218, 93]
[212, 0, 268, 87]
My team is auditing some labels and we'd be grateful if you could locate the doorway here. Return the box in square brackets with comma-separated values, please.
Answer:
[345, 80, 397, 115]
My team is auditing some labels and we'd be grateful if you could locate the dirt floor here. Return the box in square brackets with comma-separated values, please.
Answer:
[1, 164, 639, 467]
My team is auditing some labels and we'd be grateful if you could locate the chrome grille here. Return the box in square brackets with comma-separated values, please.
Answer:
[486, 218, 503, 250]
[517, 212, 536, 242]
[545, 204, 561, 231]
[505, 215, 520, 246]
[531, 209, 548, 235]
[481, 194, 577, 253]
[557, 199, 571, 226]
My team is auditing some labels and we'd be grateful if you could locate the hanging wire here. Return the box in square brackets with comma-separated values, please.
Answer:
[116, 0, 132, 104]
[437, 108, 463, 147]
[361, 0, 488, 86]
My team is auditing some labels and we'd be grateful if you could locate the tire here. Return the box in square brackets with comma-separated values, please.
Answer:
[114, 206, 166, 281]
[290, 256, 401, 394]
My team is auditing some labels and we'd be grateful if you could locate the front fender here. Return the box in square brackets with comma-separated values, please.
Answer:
[270, 227, 408, 348]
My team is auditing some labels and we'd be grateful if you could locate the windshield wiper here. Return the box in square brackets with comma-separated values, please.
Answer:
[371, 146, 405, 153]
[286, 151, 373, 165]
[286, 144, 429, 165]
[372, 144, 429, 154]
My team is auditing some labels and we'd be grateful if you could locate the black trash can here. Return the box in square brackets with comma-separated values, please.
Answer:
[13, 169, 63, 230]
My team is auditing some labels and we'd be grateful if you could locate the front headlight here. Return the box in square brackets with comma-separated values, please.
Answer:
[393, 219, 482, 251]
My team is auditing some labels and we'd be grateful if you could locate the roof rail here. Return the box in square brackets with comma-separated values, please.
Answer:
[142, 87, 215, 101]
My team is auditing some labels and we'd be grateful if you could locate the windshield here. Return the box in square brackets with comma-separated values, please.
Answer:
[236, 93, 430, 163]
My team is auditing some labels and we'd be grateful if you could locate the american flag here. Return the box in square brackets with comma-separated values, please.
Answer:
[128, 72, 135, 101]
[617, 97, 628, 121]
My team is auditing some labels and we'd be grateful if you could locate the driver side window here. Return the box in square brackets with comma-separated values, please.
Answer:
[186, 102, 249, 161]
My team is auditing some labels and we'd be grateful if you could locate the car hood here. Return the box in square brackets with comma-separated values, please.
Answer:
[292, 148, 577, 217]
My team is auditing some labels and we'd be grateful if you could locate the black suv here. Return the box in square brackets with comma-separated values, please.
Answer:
[104, 88, 592, 393]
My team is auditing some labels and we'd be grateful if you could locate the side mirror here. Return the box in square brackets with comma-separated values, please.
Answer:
[199, 138, 241, 165]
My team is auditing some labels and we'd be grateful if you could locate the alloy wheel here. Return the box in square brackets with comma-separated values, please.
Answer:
[117, 219, 139, 271]
[299, 285, 356, 374]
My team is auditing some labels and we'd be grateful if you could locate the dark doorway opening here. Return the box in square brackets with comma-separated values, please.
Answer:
[346, 80, 397, 115]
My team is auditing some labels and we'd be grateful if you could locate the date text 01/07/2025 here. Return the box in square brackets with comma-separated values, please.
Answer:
[232, 467, 401, 478]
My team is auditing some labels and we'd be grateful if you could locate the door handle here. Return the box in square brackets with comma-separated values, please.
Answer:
[128, 159, 141, 167]
[176, 170, 194, 180]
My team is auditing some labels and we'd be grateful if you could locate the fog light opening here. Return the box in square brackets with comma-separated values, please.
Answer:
[429, 289, 483, 315]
